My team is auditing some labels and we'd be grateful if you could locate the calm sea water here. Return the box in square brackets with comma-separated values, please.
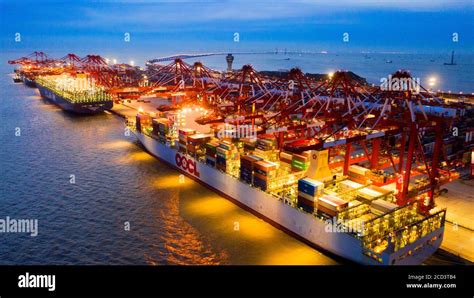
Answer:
[0, 60, 337, 265]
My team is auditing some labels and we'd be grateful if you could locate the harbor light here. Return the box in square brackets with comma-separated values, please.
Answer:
[113, 59, 117, 64]
[105, 58, 110, 64]
[428, 76, 436, 87]
[130, 60, 135, 66]
[328, 72, 334, 79]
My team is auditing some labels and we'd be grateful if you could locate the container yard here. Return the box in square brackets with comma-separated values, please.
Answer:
[8, 51, 474, 265]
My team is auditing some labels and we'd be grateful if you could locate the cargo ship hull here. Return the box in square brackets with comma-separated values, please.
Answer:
[37, 84, 113, 114]
[134, 130, 445, 265]
[23, 77, 36, 87]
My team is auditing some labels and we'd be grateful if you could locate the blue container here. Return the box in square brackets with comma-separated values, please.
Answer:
[240, 170, 252, 182]
[216, 155, 227, 166]
[253, 177, 267, 191]
[254, 168, 269, 176]
[240, 171, 252, 184]
[240, 167, 252, 174]
[206, 158, 216, 167]
[298, 179, 321, 197]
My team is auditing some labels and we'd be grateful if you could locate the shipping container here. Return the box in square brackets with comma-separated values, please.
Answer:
[206, 157, 216, 167]
[297, 191, 318, 202]
[339, 180, 364, 192]
[178, 128, 196, 136]
[280, 151, 293, 164]
[219, 140, 233, 151]
[348, 165, 369, 176]
[298, 178, 324, 197]
[188, 133, 212, 146]
[240, 155, 262, 170]
[253, 176, 268, 191]
[356, 187, 383, 201]
[297, 196, 315, 213]
[318, 195, 348, 216]
[370, 199, 398, 216]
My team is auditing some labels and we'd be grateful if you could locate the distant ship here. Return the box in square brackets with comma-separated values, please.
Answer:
[36, 76, 113, 114]
[12, 72, 22, 83]
[444, 51, 456, 65]
[23, 76, 37, 87]
[385, 60, 393, 64]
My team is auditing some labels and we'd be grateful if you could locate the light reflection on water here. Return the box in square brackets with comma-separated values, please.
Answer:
[0, 65, 338, 265]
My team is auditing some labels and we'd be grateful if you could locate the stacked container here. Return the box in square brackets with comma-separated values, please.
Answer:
[167, 111, 180, 139]
[216, 141, 240, 175]
[366, 170, 387, 185]
[317, 195, 348, 217]
[242, 138, 257, 152]
[253, 138, 278, 161]
[348, 165, 370, 183]
[187, 134, 212, 157]
[240, 155, 263, 184]
[205, 140, 219, 167]
[338, 180, 363, 193]
[253, 160, 278, 191]
[279, 151, 293, 173]
[291, 152, 310, 172]
[356, 186, 384, 204]
[136, 114, 152, 134]
[152, 118, 171, 143]
[370, 199, 398, 216]
[297, 178, 324, 213]
[178, 128, 196, 154]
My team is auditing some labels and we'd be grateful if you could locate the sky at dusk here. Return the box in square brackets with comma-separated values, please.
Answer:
[1, 0, 473, 58]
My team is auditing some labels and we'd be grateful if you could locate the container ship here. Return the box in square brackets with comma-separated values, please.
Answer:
[12, 71, 23, 83]
[35, 74, 113, 114]
[129, 109, 447, 265]
[22, 76, 37, 87]
[10, 52, 468, 265]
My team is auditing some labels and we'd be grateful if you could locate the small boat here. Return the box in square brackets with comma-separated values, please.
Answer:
[385, 60, 393, 64]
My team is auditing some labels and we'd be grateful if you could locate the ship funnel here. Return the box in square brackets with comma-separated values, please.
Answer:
[306, 150, 332, 181]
